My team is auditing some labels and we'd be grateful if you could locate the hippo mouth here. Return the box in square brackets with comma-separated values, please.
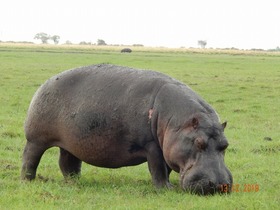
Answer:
[185, 182, 218, 195]
[180, 163, 194, 188]
[180, 164, 231, 195]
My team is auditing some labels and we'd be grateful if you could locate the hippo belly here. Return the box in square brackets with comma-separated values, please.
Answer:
[24, 64, 168, 167]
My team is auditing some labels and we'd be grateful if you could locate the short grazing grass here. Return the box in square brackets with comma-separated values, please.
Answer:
[0, 44, 279, 209]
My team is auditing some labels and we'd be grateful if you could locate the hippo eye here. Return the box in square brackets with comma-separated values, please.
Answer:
[195, 137, 207, 150]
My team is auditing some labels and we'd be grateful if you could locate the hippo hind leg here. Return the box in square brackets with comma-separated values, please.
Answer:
[59, 148, 82, 178]
[21, 141, 49, 180]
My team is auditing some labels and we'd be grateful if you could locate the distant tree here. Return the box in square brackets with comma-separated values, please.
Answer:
[268, 46, 280, 52]
[51, 35, 60, 44]
[198, 40, 207, 49]
[79, 41, 92, 45]
[97, 39, 107, 45]
[65, 40, 72, 45]
[34, 32, 50, 44]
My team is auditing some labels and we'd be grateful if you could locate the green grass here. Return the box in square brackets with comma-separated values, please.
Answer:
[1, 44, 280, 209]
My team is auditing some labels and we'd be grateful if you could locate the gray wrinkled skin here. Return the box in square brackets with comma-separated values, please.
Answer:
[22, 64, 232, 195]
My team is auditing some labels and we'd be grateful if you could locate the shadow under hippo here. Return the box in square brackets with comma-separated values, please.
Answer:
[22, 64, 233, 195]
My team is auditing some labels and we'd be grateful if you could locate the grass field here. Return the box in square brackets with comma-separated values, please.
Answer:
[0, 44, 279, 209]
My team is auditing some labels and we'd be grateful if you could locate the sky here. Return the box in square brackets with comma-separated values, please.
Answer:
[0, 0, 279, 49]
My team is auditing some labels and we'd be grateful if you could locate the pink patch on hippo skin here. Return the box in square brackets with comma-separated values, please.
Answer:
[148, 109, 154, 120]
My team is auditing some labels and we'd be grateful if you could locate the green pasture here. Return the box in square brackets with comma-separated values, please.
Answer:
[0, 44, 279, 209]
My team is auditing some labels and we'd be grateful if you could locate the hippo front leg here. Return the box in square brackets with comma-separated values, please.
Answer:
[145, 142, 172, 188]
[59, 148, 82, 178]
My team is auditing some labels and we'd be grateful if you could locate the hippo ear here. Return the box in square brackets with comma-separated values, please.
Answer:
[191, 117, 199, 129]
[221, 121, 227, 130]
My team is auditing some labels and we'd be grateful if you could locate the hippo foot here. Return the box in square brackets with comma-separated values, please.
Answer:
[154, 180, 173, 189]
[165, 182, 174, 189]
[21, 170, 36, 181]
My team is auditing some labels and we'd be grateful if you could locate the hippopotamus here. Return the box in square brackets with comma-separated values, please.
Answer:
[121, 48, 132, 53]
[22, 64, 233, 195]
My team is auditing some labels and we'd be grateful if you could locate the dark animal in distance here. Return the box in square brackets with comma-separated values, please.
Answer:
[121, 48, 132, 53]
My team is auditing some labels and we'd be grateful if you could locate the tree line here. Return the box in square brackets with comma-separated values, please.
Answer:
[34, 32, 108, 46]
[34, 32, 208, 48]
[32, 33, 280, 51]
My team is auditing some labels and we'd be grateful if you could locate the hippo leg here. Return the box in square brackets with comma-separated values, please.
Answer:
[59, 148, 82, 178]
[21, 141, 48, 180]
[145, 142, 172, 188]
[167, 165, 172, 177]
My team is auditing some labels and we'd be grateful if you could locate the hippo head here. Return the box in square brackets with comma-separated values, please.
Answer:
[162, 114, 233, 195]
